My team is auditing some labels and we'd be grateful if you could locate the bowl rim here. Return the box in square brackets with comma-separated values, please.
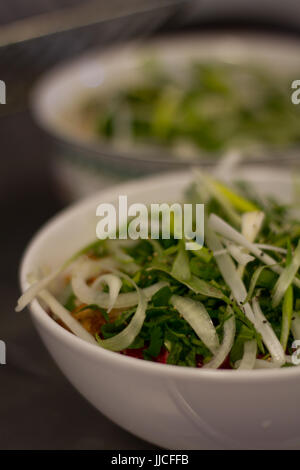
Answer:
[30, 31, 300, 169]
[19, 169, 300, 383]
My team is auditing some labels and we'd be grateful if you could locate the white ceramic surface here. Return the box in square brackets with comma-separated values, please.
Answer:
[19, 168, 300, 449]
[33, 33, 300, 150]
[31, 33, 300, 200]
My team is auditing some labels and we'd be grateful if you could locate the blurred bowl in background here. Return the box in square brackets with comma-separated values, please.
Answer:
[31, 32, 300, 201]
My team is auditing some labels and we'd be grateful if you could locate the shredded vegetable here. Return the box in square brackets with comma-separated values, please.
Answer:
[96, 271, 148, 351]
[38, 289, 97, 345]
[272, 241, 300, 307]
[252, 298, 285, 365]
[203, 311, 235, 369]
[170, 295, 219, 354]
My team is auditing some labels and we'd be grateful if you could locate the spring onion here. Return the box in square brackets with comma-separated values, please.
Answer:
[272, 241, 300, 307]
[280, 285, 294, 350]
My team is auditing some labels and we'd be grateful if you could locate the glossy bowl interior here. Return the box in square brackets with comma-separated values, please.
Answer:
[20, 167, 300, 449]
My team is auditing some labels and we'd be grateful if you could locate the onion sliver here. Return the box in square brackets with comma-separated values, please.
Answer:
[237, 211, 264, 278]
[255, 244, 287, 254]
[206, 228, 285, 364]
[16, 255, 116, 312]
[38, 289, 97, 345]
[209, 214, 300, 289]
[203, 310, 235, 369]
[244, 264, 277, 304]
[272, 240, 300, 308]
[92, 274, 122, 312]
[96, 271, 147, 351]
[72, 258, 167, 309]
[16, 266, 63, 312]
[224, 240, 254, 266]
[241, 212, 265, 244]
[237, 340, 257, 370]
[206, 228, 255, 322]
[170, 295, 219, 354]
[252, 297, 285, 366]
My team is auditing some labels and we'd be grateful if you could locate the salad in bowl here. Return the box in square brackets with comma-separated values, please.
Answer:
[17, 166, 300, 449]
[17, 169, 300, 371]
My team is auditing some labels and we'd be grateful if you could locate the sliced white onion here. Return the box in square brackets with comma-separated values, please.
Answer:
[255, 244, 287, 254]
[213, 249, 228, 256]
[170, 295, 219, 354]
[252, 297, 285, 366]
[209, 213, 300, 289]
[241, 211, 265, 244]
[92, 274, 122, 313]
[206, 228, 285, 365]
[16, 256, 116, 313]
[72, 258, 167, 309]
[209, 213, 277, 267]
[224, 240, 254, 266]
[272, 241, 300, 307]
[238, 211, 264, 278]
[96, 271, 147, 351]
[16, 266, 64, 312]
[245, 264, 275, 303]
[38, 289, 97, 345]
[237, 339, 257, 370]
[238, 211, 265, 278]
[203, 311, 236, 369]
[206, 228, 255, 322]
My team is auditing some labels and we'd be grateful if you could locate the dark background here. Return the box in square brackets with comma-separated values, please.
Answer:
[1, 0, 300, 450]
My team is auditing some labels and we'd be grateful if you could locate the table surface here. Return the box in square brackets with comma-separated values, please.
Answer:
[0, 111, 156, 450]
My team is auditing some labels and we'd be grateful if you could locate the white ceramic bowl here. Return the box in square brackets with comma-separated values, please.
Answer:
[31, 33, 300, 200]
[20, 167, 300, 449]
